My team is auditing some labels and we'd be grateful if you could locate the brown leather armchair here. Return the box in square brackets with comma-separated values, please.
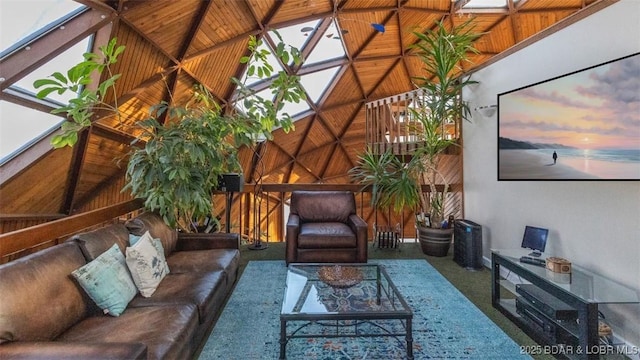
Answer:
[286, 190, 368, 264]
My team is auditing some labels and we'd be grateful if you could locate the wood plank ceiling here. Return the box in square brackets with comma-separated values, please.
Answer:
[0, 0, 613, 218]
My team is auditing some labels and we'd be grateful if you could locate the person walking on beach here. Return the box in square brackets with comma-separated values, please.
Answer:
[552, 151, 558, 165]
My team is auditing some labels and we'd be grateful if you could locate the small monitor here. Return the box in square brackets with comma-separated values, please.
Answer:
[521, 226, 548, 257]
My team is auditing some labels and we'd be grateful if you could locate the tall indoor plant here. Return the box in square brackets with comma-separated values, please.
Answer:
[34, 34, 305, 232]
[350, 19, 480, 256]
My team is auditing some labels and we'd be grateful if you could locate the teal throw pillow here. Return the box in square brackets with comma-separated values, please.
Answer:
[71, 243, 137, 316]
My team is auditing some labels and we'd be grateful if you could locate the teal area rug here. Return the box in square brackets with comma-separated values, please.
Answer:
[200, 260, 530, 359]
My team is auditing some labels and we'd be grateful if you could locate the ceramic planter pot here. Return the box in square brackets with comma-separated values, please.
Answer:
[417, 225, 453, 257]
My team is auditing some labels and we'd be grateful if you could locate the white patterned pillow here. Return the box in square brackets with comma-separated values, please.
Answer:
[125, 231, 170, 297]
[72, 244, 137, 316]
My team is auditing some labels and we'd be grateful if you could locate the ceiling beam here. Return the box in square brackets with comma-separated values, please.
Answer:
[0, 8, 116, 91]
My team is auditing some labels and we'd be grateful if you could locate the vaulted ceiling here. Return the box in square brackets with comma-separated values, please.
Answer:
[0, 0, 616, 216]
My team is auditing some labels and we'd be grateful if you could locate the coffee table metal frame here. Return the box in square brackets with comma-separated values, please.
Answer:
[280, 263, 413, 359]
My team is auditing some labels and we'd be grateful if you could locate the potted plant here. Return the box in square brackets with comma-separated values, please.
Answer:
[350, 19, 480, 256]
[34, 34, 305, 232]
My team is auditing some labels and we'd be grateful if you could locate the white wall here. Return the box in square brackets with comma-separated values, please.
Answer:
[463, 0, 640, 352]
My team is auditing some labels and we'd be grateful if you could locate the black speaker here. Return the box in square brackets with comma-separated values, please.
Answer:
[218, 173, 244, 192]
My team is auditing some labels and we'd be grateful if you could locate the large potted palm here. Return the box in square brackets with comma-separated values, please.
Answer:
[351, 19, 480, 256]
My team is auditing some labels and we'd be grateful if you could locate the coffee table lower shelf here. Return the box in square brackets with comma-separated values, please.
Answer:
[279, 316, 413, 360]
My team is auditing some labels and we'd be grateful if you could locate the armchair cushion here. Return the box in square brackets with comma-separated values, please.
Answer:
[298, 222, 356, 248]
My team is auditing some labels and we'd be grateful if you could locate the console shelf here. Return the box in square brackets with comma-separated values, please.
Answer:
[491, 249, 639, 360]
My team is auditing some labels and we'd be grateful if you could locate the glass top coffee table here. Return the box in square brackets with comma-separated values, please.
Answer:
[280, 263, 413, 359]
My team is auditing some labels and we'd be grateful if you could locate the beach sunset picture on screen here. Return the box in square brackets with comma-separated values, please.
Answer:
[498, 53, 640, 180]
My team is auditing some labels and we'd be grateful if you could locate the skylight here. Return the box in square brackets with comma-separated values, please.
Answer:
[272, 20, 319, 60]
[299, 66, 341, 104]
[461, 0, 507, 8]
[15, 37, 91, 105]
[1, 0, 84, 54]
[304, 19, 346, 65]
[0, 101, 63, 162]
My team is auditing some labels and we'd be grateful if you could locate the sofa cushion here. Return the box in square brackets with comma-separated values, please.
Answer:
[298, 222, 356, 248]
[72, 244, 138, 317]
[125, 212, 177, 258]
[291, 191, 355, 223]
[125, 231, 170, 297]
[0, 242, 92, 343]
[57, 304, 198, 360]
[70, 223, 130, 262]
[129, 271, 226, 323]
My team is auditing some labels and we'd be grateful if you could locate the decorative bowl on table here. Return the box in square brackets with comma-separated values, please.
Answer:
[318, 265, 363, 288]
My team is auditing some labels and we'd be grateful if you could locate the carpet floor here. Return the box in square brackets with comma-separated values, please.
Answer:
[199, 259, 531, 359]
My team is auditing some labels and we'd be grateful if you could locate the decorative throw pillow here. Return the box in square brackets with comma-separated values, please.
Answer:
[71, 243, 137, 317]
[128, 233, 142, 246]
[125, 231, 169, 297]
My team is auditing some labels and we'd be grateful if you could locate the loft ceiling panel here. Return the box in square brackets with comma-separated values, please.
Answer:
[258, 144, 292, 180]
[358, 14, 400, 58]
[322, 67, 363, 108]
[0, 148, 72, 213]
[343, 0, 396, 9]
[184, 38, 250, 99]
[399, 10, 443, 49]
[515, 11, 575, 43]
[297, 145, 331, 178]
[404, 0, 451, 11]
[338, 10, 392, 58]
[341, 134, 367, 166]
[245, 0, 277, 23]
[404, 54, 430, 82]
[121, 0, 200, 58]
[370, 60, 412, 100]
[73, 135, 129, 207]
[319, 101, 361, 137]
[106, 23, 172, 104]
[289, 163, 319, 183]
[269, 0, 332, 25]
[97, 78, 167, 135]
[353, 58, 397, 95]
[473, 17, 515, 54]
[271, 116, 313, 157]
[299, 120, 335, 154]
[519, 0, 584, 10]
[322, 146, 353, 180]
[187, 1, 256, 56]
[171, 71, 200, 107]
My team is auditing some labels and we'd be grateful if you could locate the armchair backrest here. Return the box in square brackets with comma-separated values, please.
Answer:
[290, 191, 356, 223]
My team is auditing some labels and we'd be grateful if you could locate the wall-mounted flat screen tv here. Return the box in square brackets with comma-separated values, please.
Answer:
[498, 52, 640, 180]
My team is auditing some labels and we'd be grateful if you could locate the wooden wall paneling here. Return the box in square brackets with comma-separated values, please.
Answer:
[246, 0, 278, 25]
[289, 164, 319, 183]
[189, 0, 255, 54]
[403, 0, 451, 11]
[298, 120, 335, 154]
[271, 117, 313, 157]
[473, 16, 516, 54]
[399, 10, 442, 49]
[369, 60, 413, 100]
[0, 148, 73, 214]
[269, 0, 332, 25]
[183, 38, 249, 99]
[352, 58, 397, 95]
[515, 11, 576, 41]
[358, 12, 401, 58]
[319, 101, 361, 137]
[322, 67, 364, 107]
[322, 146, 354, 180]
[297, 144, 332, 178]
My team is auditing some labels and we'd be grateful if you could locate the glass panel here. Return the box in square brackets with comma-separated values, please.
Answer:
[271, 19, 319, 59]
[300, 66, 341, 104]
[278, 94, 310, 118]
[14, 36, 91, 105]
[1, 0, 84, 53]
[0, 100, 63, 161]
[304, 19, 346, 65]
[462, 0, 507, 8]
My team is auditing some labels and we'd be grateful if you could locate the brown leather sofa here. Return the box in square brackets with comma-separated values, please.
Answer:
[286, 190, 368, 264]
[0, 212, 239, 360]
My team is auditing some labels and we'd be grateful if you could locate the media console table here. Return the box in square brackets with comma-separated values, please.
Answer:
[491, 249, 639, 360]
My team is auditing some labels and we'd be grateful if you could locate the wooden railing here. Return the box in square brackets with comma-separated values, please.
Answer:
[1, 183, 463, 263]
[0, 199, 143, 263]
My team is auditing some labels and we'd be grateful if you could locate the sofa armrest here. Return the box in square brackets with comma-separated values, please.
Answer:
[0, 341, 147, 360]
[348, 214, 369, 262]
[285, 214, 300, 264]
[175, 232, 240, 251]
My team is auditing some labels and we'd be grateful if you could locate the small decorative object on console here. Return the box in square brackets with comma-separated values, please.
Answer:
[546, 257, 572, 274]
[318, 265, 363, 288]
